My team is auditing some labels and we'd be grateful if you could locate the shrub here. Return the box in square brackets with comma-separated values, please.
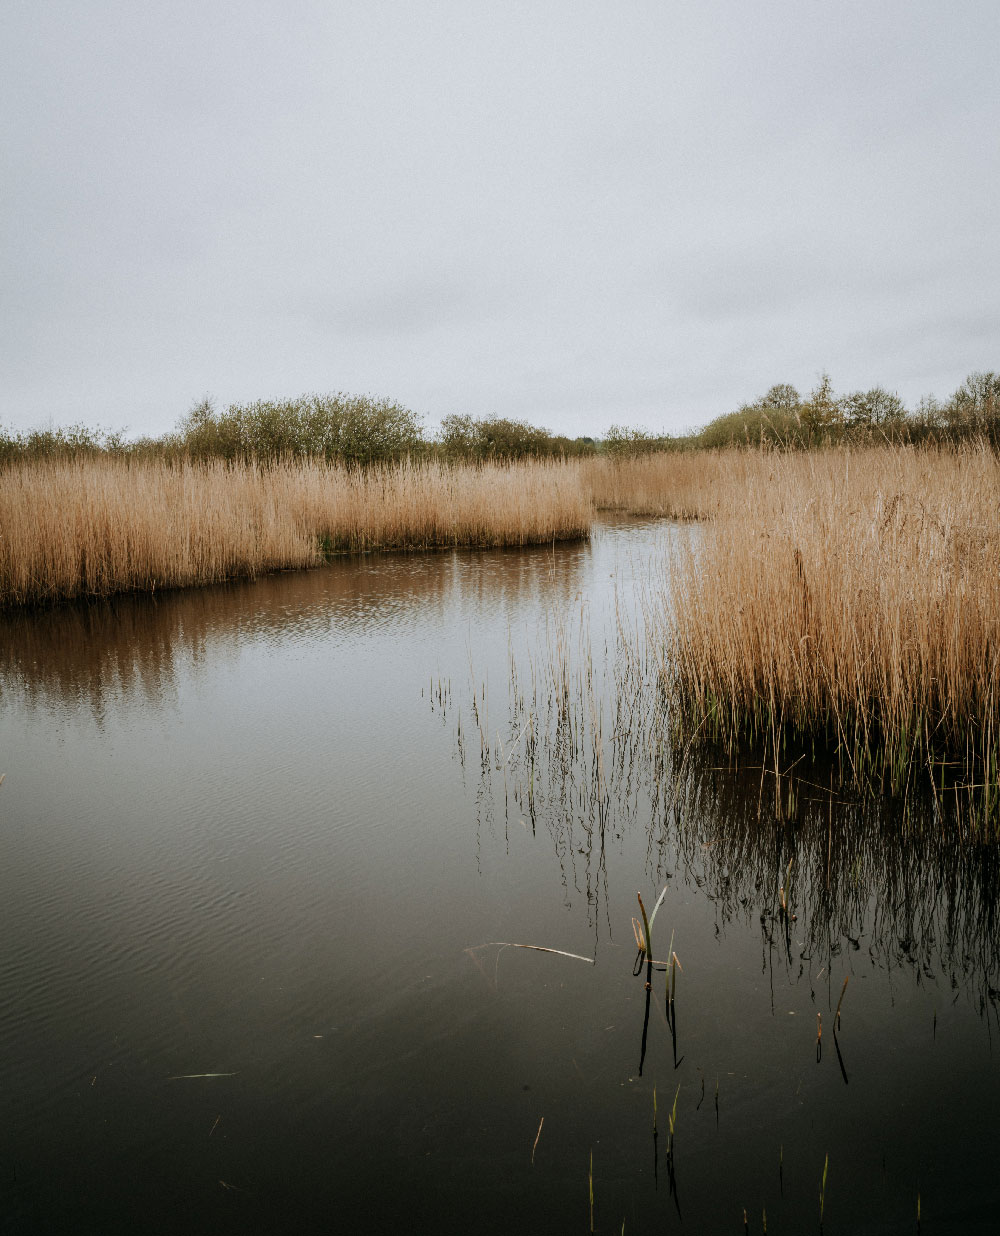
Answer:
[696, 385, 806, 449]
[175, 393, 425, 465]
[0, 422, 130, 467]
[438, 413, 562, 460]
[602, 425, 676, 456]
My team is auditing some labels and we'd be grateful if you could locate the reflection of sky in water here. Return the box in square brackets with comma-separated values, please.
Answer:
[0, 518, 997, 1234]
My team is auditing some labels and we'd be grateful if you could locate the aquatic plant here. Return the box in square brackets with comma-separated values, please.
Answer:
[654, 443, 1000, 823]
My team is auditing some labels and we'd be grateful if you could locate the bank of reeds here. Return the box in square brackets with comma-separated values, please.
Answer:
[651, 444, 1000, 815]
[0, 456, 591, 606]
[581, 451, 742, 518]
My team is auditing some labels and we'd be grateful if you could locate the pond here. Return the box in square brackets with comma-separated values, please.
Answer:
[1, 519, 997, 1233]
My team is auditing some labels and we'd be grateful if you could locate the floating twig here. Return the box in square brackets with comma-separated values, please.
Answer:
[531, 1116, 544, 1165]
[466, 943, 594, 965]
[167, 1072, 237, 1080]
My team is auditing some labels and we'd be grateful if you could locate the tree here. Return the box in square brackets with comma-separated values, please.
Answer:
[799, 373, 843, 442]
[841, 387, 906, 429]
[947, 371, 1000, 425]
[760, 383, 801, 412]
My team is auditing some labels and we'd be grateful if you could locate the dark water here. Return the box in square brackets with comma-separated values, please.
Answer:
[1, 521, 997, 1234]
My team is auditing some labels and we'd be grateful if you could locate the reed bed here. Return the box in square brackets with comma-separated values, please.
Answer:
[0, 455, 591, 605]
[579, 452, 739, 519]
[651, 444, 1000, 811]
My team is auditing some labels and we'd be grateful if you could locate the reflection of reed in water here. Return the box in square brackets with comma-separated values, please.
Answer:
[456, 593, 1000, 1012]
[463, 597, 613, 919]
[662, 752, 1000, 1002]
[1, 536, 590, 719]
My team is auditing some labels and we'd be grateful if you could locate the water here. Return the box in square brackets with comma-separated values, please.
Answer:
[1, 520, 997, 1233]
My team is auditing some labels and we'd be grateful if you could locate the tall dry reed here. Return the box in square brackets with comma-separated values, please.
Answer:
[579, 453, 736, 519]
[0, 456, 591, 605]
[651, 444, 1000, 810]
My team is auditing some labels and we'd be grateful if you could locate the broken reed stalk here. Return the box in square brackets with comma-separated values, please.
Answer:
[637, 892, 652, 964]
[589, 1150, 594, 1233]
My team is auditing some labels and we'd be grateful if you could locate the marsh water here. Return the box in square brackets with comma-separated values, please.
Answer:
[1, 519, 998, 1234]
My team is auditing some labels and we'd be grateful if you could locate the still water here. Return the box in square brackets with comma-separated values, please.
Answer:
[1, 520, 997, 1233]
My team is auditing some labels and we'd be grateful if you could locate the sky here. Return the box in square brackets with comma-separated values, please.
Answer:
[2, 0, 998, 440]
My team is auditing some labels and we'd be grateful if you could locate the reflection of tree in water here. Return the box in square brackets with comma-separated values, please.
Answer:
[458, 602, 1000, 1016]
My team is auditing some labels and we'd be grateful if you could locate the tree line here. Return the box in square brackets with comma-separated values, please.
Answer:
[2, 370, 997, 467]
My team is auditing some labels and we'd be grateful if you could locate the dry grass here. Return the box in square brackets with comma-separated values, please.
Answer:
[650, 444, 1000, 806]
[579, 452, 734, 519]
[0, 455, 591, 605]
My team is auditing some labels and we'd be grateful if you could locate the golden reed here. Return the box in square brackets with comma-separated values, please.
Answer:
[651, 444, 1000, 805]
[0, 456, 591, 605]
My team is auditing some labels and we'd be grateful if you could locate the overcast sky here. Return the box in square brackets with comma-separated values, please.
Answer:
[2, 1, 998, 439]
